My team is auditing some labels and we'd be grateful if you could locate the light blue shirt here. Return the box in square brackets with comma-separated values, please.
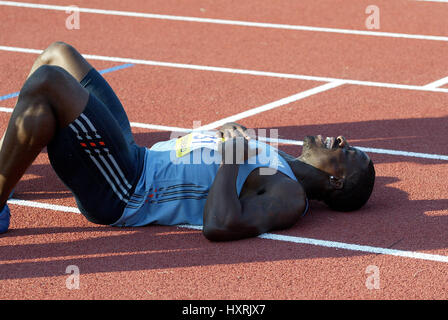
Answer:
[111, 133, 299, 227]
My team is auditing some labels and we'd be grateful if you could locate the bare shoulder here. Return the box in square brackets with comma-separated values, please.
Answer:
[202, 166, 306, 241]
[240, 167, 305, 200]
[240, 168, 307, 231]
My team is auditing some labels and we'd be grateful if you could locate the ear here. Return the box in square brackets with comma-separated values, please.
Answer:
[329, 176, 344, 190]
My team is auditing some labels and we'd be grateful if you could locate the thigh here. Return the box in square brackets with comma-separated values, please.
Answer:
[18, 65, 89, 129]
[80, 68, 134, 145]
[32, 42, 134, 144]
[47, 94, 146, 225]
[29, 42, 92, 83]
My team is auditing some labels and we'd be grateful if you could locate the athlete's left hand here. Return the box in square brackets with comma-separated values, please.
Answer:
[218, 136, 261, 165]
[215, 122, 252, 141]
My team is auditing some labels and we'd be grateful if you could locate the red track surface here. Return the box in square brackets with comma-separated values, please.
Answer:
[0, 0, 448, 300]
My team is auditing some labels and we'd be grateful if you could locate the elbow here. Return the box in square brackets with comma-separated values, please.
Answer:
[202, 220, 233, 242]
[202, 220, 259, 242]
[202, 206, 251, 241]
[202, 207, 238, 241]
[202, 220, 242, 242]
[202, 226, 220, 242]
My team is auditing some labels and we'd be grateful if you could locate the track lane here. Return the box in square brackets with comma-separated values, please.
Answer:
[4, 0, 448, 37]
[1, 206, 448, 299]
[240, 85, 448, 156]
[2, 7, 448, 85]
[1, 0, 448, 300]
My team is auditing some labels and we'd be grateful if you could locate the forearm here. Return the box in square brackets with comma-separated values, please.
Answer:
[277, 148, 297, 162]
[203, 163, 243, 230]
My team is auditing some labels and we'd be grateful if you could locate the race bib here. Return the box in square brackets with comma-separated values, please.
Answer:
[175, 132, 224, 158]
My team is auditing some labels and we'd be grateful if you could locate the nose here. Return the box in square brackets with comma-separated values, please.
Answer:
[337, 136, 348, 147]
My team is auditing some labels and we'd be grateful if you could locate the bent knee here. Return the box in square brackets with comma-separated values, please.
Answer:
[21, 65, 67, 96]
[39, 41, 76, 65]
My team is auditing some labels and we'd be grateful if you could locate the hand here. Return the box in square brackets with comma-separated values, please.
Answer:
[218, 136, 260, 165]
[215, 122, 252, 141]
[0, 204, 10, 234]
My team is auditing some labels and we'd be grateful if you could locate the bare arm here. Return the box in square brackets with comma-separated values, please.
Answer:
[215, 122, 253, 140]
[202, 138, 306, 242]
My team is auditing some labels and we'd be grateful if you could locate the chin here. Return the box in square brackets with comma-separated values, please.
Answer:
[301, 135, 315, 149]
[299, 136, 314, 158]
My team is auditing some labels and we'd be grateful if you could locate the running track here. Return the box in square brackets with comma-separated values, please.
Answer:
[0, 0, 447, 300]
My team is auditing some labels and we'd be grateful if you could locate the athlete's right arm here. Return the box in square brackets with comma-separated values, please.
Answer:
[215, 122, 252, 140]
[202, 138, 306, 242]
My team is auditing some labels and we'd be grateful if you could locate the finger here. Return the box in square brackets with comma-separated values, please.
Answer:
[248, 146, 262, 159]
[215, 131, 223, 139]
[238, 128, 250, 140]
[235, 128, 246, 139]
[233, 123, 247, 131]
[233, 130, 243, 138]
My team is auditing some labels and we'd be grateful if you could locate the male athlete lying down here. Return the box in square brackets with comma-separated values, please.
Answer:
[0, 42, 375, 241]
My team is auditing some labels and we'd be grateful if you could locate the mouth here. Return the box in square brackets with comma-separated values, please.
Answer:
[316, 135, 337, 149]
[301, 135, 340, 156]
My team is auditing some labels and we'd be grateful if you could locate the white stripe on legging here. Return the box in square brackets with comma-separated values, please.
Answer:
[78, 113, 132, 193]
[78, 114, 133, 190]
[74, 119, 93, 140]
[104, 148, 133, 189]
[68, 124, 83, 140]
[80, 113, 101, 139]
[69, 117, 130, 203]
[95, 149, 130, 197]
[84, 149, 128, 203]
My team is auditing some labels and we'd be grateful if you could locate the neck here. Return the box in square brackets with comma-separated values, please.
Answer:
[277, 149, 328, 201]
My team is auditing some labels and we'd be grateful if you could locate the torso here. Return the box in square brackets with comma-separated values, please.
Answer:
[112, 136, 301, 227]
[239, 167, 298, 200]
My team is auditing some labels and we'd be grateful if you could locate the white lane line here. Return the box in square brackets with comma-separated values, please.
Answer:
[142, 127, 446, 161]
[1, 106, 446, 161]
[130, 122, 191, 133]
[118, 121, 448, 161]
[258, 233, 448, 263]
[2, 1, 448, 42]
[0, 46, 42, 55]
[0, 107, 13, 113]
[6, 197, 448, 264]
[259, 136, 448, 161]
[195, 81, 345, 131]
[2, 45, 448, 94]
[355, 146, 448, 161]
[423, 76, 448, 89]
[258, 136, 304, 146]
[1, 106, 446, 160]
[178, 224, 448, 263]
[8, 198, 81, 213]
[414, 0, 448, 2]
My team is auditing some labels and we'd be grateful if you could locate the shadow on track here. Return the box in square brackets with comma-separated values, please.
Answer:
[2, 118, 446, 280]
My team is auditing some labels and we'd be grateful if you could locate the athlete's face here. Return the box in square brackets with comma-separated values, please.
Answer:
[299, 135, 370, 181]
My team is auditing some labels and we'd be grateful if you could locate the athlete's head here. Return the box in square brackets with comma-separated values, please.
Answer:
[299, 135, 375, 211]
